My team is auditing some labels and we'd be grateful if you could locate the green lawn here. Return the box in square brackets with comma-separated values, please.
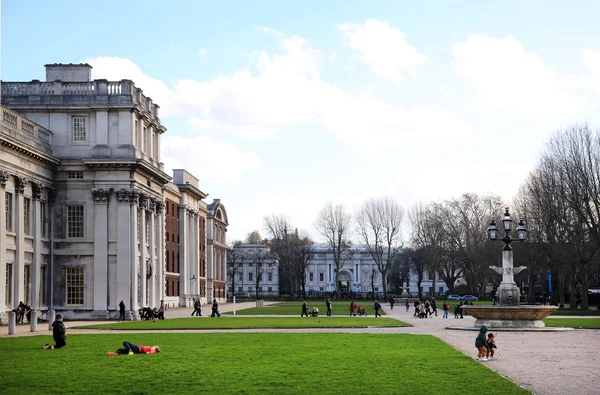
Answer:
[544, 318, 600, 329]
[0, 333, 528, 394]
[76, 316, 408, 330]
[226, 300, 386, 316]
[549, 308, 600, 316]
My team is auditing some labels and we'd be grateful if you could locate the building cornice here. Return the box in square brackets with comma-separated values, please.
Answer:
[0, 135, 60, 166]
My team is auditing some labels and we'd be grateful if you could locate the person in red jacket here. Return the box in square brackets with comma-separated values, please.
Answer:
[107, 341, 160, 355]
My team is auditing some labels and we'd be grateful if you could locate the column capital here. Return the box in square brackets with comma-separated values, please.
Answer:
[15, 176, 28, 194]
[0, 170, 9, 189]
[155, 200, 165, 213]
[91, 188, 112, 203]
[32, 183, 43, 200]
[139, 192, 149, 210]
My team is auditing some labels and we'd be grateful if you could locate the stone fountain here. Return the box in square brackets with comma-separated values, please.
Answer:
[461, 208, 557, 328]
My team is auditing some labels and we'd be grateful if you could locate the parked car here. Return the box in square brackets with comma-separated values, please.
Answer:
[461, 295, 479, 301]
[228, 292, 250, 299]
[447, 294, 462, 301]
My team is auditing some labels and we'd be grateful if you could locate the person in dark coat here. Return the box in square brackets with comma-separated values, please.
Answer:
[374, 300, 382, 317]
[118, 300, 126, 322]
[211, 299, 221, 317]
[44, 314, 66, 349]
[431, 297, 438, 316]
[326, 298, 332, 316]
[191, 298, 202, 316]
[301, 301, 309, 317]
[475, 325, 489, 361]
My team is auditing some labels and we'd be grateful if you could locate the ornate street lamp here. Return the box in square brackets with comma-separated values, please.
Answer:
[487, 207, 528, 306]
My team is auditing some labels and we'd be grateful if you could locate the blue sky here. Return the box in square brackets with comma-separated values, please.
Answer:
[3, 1, 600, 242]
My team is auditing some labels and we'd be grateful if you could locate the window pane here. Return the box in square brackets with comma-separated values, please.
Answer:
[24, 198, 31, 235]
[5, 192, 13, 232]
[66, 267, 84, 305]
[72, 117, 86, 142]
[67, 205, 84, 238]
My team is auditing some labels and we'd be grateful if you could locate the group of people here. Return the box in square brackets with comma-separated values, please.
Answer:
[413, 298, 438, 318]
[475, 325, 497, 361]
[13, 301, 33, 324]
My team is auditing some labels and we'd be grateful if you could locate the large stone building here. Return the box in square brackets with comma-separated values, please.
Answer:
[226, 243, 449, 298]
[1, 63, 228, 322]
[227, 244, 279, 296]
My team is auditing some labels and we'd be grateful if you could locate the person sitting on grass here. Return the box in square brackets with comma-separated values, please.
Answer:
[44, 314, 66, 349]
[475, 325, 489, 361]
[107, 341, 160, 356]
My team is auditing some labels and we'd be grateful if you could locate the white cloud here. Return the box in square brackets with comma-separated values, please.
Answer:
[85, 57, 179, 117]
[338, 19, 427, 82]
[197, 48, 208, 57]
[86, 28, 468, 155]
[161, 135, 261, 181]
[583, 49, 600, 75]
[168, 44, 179, 52]
[451, 35, 578, 117]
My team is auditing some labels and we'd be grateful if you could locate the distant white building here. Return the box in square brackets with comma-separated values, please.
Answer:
[227, 244, 278, 296]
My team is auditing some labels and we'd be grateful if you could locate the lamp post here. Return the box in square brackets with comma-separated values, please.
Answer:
[487, 207, 528, 306]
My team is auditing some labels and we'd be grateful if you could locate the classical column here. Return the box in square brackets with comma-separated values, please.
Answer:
[147, 198, 156, 308]
[155, 201, 165, 304]
[91, 188, 111, 316]
[129, 189, 140, 313]
[139, 193, 148, 307]
[178, 204, 188, 306]
[30, 183, 43, 311]
[192, 211, 199, 296]
[0, 171, 9, 313]
[115, 189, 133, 315]
[14, 176, 27, 308]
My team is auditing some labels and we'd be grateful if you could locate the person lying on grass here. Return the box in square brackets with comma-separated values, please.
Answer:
[107, 341, 160, 356]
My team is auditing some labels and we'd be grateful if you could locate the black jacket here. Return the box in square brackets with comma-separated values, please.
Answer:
[52, 321, 66, 342]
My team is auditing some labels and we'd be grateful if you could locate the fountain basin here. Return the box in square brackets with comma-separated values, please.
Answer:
[461, 305, 558, 328]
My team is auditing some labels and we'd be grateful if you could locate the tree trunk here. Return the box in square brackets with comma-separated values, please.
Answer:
[335, 269, 340, 299]
[382, 273, 388, 299]
[568, 276, 577, 309]
[559, 270, 566, 308]
[582, 263, 589, 310]
[432, 276, 437, 298]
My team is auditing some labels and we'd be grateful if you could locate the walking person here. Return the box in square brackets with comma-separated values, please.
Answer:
[191, 298, 202, 316]
[349, 301, 357, 316]
[158, 300, 165, 319]
[389, 297, 395, 310]
[326, 298, 332, 316]
[413, 299, 420, 316]
[301, 301, 309, 317]
[405, 299, 410, 312]
[44, 314, 66, 349]
[374, 300, 382, 317]
[442, 302, 449, 319]
[118, 300, 126, 322]
[211, 299, 221, 317]
[431, 297, 438, 317]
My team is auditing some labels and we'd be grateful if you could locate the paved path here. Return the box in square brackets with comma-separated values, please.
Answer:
[3, 302, 599, 395]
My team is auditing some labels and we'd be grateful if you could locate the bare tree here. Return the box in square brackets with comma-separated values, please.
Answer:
[264, 214, 297, 297]
[227, 245, 245, 295]
[315, 203, 352, 299]
[250, 251, 266, 300]
[355, 197, 404, 299]
[290, 237, 314, 299]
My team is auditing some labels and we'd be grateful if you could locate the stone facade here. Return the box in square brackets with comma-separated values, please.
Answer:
[1, 64, 228, 321]
[227, 244, 279, 296]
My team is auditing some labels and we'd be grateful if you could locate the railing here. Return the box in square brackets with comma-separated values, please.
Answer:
[1, 106, 53, 153]
[1, 80, 160, 120]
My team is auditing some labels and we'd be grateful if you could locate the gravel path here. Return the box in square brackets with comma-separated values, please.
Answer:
[3, 302, 599, 395]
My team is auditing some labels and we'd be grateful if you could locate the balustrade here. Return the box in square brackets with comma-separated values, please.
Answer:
[1, 106, 53, 153]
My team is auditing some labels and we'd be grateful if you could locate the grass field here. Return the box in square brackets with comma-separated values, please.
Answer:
[544, 318, 600, 329]
[550, 308, 600, 316]
[226, 301, 386, 316]
[0, 333, 529, 394]
[75, 316, 408, 330]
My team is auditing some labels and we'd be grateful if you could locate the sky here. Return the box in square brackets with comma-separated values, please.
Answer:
[2, 1, 600, 243]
